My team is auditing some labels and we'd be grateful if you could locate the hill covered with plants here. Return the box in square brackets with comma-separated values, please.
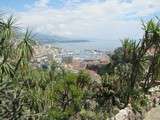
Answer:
[0, 14, 160, 120]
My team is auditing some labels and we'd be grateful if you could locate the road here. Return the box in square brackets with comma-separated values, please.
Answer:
[145, 105, 160, 120]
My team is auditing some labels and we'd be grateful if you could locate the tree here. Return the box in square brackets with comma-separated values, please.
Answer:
[16, 29, 35, 75]
[76, 70, 91, 89]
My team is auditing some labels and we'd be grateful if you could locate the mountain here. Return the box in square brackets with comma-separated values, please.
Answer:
[35, 33, 90, 44]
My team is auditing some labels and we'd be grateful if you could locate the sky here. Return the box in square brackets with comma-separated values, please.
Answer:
[0, 0, 160, 44]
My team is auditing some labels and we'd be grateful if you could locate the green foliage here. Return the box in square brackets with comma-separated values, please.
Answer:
[77, 70, 91, 89]
[0, 13, 160, 120]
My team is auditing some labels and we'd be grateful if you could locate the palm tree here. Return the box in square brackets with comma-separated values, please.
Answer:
[0, 16, 16, 81]
[16, 29, 35, 74]
[142, 18, 160, 91]
[17, 29, 35, 61]
[121, 38, 135, 63]
[0, 15, 16, 41]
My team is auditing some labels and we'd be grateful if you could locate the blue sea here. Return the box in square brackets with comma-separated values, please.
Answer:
[53, 40, 121, 51]
[51, 40, 121, 59]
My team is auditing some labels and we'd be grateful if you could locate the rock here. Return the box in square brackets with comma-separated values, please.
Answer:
[112, 107, 143, 120]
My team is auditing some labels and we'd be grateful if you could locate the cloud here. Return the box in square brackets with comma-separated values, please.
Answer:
[34, 0, 50, 8]
[16, 0, 160, 40]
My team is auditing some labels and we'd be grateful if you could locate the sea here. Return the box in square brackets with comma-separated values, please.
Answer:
[53, 40, 120, 51]
[52, 40, 120, 60]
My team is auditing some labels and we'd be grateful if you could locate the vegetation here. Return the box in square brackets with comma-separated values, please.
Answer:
[0, 13, 160, 120]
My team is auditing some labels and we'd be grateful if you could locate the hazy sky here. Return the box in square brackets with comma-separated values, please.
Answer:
[1, 0, 160, 42]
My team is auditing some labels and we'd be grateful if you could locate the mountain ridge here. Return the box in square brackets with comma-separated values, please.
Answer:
[35, 33, 90, 44]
